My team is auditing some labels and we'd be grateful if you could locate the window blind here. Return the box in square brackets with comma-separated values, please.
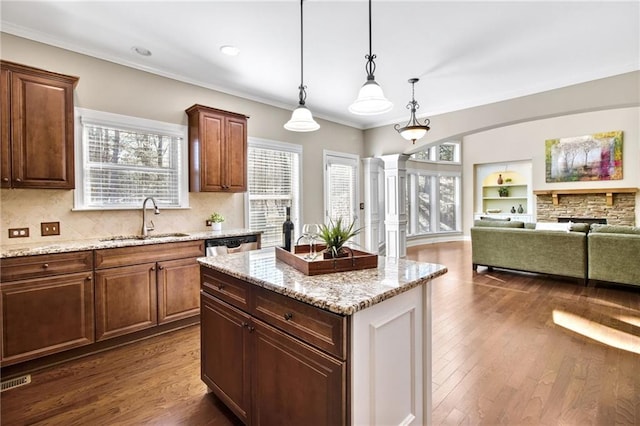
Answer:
[79, 118, 183, 209]
[247, 143, 300, 247]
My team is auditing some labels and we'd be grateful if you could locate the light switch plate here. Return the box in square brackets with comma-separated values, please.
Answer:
[41, 222, 60, 236]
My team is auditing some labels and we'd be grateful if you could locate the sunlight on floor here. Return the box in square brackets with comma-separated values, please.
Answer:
[552, 309, 640, 355]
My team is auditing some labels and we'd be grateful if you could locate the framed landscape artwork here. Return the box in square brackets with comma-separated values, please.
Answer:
[545, 130, 623, 182]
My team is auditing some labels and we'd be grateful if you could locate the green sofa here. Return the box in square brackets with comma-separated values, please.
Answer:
[471, 220, 589, 284]
[588, 225, 640, 287]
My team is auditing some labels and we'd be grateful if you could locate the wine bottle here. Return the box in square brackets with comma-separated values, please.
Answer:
[282, 206, 294, 252]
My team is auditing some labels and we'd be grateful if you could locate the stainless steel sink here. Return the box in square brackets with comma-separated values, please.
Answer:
[100, 232, 190, 242]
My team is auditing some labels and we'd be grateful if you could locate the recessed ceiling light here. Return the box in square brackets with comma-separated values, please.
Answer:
[131, 46, 152, 57]
[220, 45, 240, 57]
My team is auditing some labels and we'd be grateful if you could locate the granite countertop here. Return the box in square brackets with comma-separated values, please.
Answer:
[0, 228, 261, 259]
[198, 247, 447, 316]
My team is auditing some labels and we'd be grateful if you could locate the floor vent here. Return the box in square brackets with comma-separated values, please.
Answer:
[1, 374, 31, 392]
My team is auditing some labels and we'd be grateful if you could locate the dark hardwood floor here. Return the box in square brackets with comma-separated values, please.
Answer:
[2, 241, 638, 425]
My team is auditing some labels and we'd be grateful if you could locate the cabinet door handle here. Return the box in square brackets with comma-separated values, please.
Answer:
[283, 312, 293, 321]
[242, 322, 248, 328]
[2, 177, 8, 182]
[150, 266, 156, 271]
[86, 275, 92, 281]
[248, 326, 255, 333]
[15, 178, 22, 182]
[217, 283, 225, 290]
[158, 265, 164, 270]
[42, 263, 49, 269]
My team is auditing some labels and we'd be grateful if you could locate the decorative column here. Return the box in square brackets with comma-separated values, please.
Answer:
[380, 154, 409, 258]
[362, 157, 384, 253]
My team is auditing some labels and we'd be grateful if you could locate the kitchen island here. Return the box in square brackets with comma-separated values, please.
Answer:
[198, 247, 447, 426]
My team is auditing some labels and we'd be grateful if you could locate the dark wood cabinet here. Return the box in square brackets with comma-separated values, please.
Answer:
[0, 60, 78, 189]
[94, 263, 158, 341]
[201, 292, 251, 424]
[157, 257, 201, 324]
[94, 240, 204, 341]
[0, 252, 94, 366]
[200, 267, 347, 425]
[186, 104, 248, 192]
[252, 320, 346, 426]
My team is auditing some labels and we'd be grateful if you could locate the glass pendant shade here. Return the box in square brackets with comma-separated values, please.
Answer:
[399, 126, 427, 142]
[348, 79, 393, 115]
[284, 104, 320, 132]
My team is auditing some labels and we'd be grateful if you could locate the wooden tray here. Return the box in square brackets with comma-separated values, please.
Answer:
[275, 245, 378, 276]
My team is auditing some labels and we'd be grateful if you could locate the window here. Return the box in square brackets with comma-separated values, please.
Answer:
[324, 151, 359, 228]
[74, 108, 188, 210]
[407, 172, 460, 235]
[246, 138, 301, 248]
[409, 141, 460, 163]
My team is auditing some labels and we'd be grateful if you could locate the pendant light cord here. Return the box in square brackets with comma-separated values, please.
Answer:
[298, 0, 307, 105]
[364, 0, 376, 80]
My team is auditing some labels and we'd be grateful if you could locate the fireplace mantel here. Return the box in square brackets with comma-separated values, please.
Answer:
[533, 187, 638, 206]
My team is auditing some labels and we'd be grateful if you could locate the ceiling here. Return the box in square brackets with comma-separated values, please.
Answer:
[1, 1, 638, 130]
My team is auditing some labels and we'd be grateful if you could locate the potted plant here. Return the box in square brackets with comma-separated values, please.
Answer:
[318, 217, 362, 259]
[209, 212, 225, 231]
[498, 186, 509, 197]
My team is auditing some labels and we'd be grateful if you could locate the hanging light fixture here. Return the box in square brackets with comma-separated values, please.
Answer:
[394, 78, 431, 144]
[348, 0, 393, 115]
[284, 0, 320, 132]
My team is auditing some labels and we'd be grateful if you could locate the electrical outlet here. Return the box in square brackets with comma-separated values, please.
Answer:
[8, 227, 29, 238]
[41, 222, 60, 236]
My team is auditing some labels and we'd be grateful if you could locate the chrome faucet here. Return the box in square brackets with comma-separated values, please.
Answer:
[141, 197, 160, 237]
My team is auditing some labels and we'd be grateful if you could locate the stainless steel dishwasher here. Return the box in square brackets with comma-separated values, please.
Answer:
[204, 234, 260, 256]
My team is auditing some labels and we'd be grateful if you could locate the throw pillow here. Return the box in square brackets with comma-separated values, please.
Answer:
[535, 222, 571, 232]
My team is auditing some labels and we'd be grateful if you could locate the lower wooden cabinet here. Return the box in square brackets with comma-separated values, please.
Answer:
[94, 263, 158, 341]
[94, 241, 204, 342]
[158, 257, 201, 324]
[200, 271, 347, 426]
[0, 272, 94, 365]
[201, 292, 251, 424]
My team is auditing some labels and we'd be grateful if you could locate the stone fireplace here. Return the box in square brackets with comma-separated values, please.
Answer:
[534, 188, 636, 226]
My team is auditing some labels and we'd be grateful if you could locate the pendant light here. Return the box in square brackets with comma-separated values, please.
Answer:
[284, 0, 320, 132]
[348, 0, 393, 115]
[394, 78, 431, 144]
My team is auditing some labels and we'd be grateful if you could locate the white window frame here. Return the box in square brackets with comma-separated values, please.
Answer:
[323, 150, 360, 229]
[410, 141, 461, 164]
[406, 169, 461, 236]
[244, 137, 303, 247]
[74, 108, 189, 210]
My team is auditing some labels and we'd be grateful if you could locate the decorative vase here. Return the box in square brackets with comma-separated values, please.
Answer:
[510, 206, 516, 214]
[212, 222, 222, 231]
[517, 204, 524, 214]
[497, 174, 503, 185]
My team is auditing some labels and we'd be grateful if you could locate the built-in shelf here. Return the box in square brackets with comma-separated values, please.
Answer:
[533, 187, 638, 206]
[483, 196, 528, 200]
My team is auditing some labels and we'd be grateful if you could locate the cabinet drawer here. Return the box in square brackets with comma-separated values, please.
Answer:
[95, 240, 204, 269]
[253, 287, 346, 360]
[1, 251, 93, 282]
[201, 268, 251, 312]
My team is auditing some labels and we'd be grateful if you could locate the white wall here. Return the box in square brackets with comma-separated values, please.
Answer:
[0, 34, 363, 246]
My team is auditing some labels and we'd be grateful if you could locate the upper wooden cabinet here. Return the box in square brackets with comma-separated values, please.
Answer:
[186, 104, 248, 192]
[0, 60, 78, 189]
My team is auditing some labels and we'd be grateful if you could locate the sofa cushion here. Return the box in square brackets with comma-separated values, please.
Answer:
[590, 224, 640, 235]
[473, 220, 525, 228]
[535, 222, 570, 232]
[569, 223, 591, 233]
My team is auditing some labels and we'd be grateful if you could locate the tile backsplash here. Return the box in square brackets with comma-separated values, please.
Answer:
[0, 189, 245, 246]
